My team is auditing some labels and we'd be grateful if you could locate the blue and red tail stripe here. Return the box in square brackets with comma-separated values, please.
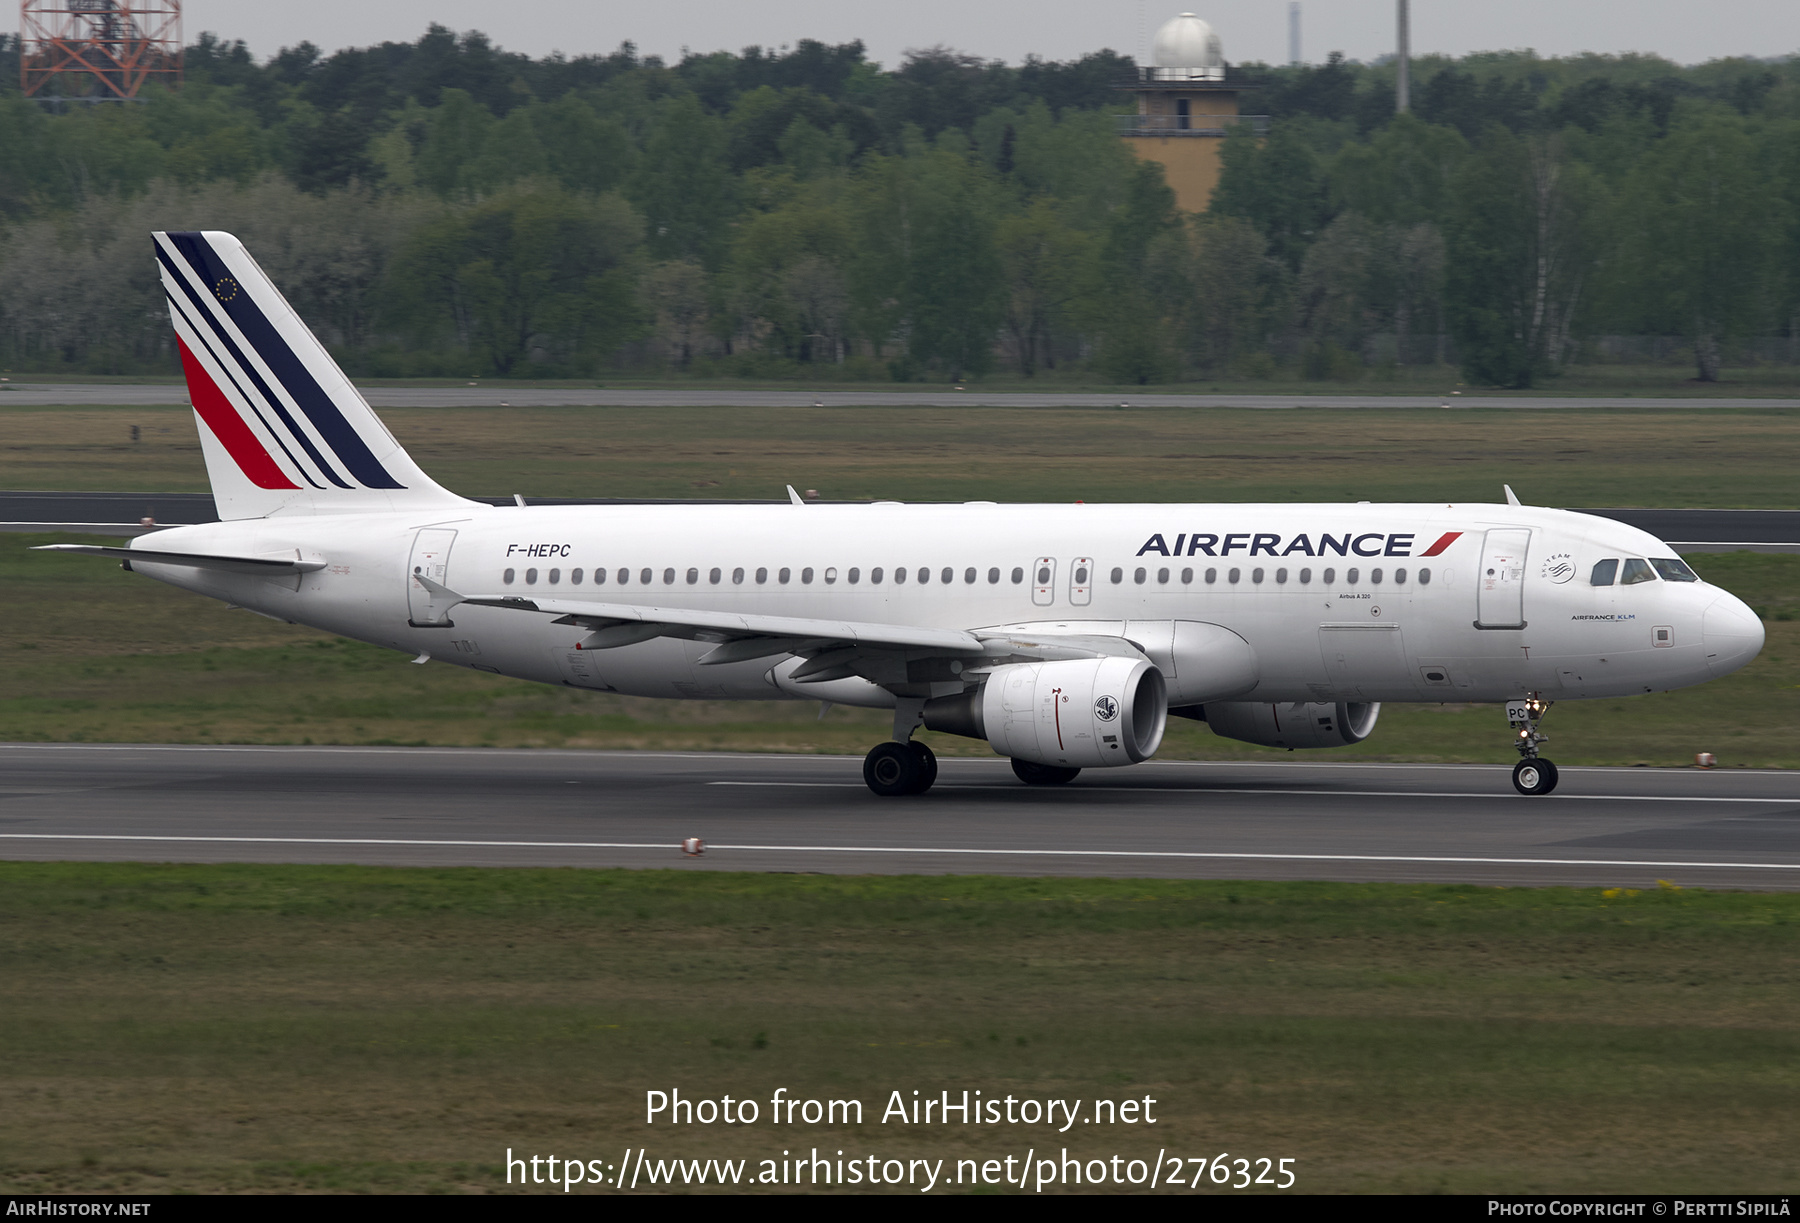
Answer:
[156, 232, 405, 491]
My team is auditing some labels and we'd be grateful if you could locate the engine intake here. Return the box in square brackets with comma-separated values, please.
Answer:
[926, 657, 1167, 768]
[1189, 700, 1379, 749]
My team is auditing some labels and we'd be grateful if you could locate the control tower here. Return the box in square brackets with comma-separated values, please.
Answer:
[1116, 12, 1267, 213]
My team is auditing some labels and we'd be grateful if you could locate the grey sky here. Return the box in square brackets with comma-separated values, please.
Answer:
[180, 1, 1798, 69]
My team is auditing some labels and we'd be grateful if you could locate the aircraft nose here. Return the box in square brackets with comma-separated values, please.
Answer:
[1702, 591, 1765, 676]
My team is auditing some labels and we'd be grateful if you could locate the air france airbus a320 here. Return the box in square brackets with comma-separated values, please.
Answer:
[41, 233, 1767, 796]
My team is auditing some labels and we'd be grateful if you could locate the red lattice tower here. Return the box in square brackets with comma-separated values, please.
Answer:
[20, 1, 182, 100]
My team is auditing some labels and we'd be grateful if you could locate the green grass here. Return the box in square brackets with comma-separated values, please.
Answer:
[8, 401, 1800, 506]
[1, 863, 1795, 1194]
[5, 534, 1798, 766]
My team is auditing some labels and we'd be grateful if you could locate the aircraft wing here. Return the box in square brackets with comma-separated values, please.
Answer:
[34, 544, 327, 575]
[421, 576, 1145, 682]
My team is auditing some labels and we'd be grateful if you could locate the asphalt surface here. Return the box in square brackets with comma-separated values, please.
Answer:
[4, 490, 1798, 550]
[3, 745, 1798, 889]
[5, 383, 1799, 410]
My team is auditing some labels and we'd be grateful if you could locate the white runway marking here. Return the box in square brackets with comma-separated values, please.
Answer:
[706, 782, 1800, 803]
[3, 832, 1799, 872]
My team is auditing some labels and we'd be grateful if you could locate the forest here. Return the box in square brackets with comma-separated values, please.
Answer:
[0, 25, 1797, 385]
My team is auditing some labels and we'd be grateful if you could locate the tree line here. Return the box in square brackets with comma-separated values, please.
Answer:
[0, 27, 1796, 385]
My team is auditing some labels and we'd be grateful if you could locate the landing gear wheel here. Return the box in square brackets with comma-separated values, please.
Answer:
[1011, 758, 1081, 786]
[1512, 758, 1559, 796]
[864, 742, 923, 796]
[908, 741, 938, 793]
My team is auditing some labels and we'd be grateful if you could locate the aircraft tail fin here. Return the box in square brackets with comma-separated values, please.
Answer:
[154, 230, 477, 520]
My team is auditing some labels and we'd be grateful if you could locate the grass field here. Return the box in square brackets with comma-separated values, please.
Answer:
[6, 401, 1800, 506]
[1, 863, 1795, 1194]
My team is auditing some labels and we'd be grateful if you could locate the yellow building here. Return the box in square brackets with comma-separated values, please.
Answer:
[1117, 13, 1267, 214]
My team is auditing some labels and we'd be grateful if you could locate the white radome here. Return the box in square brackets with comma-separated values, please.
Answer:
[1151, 12, 1224, 80]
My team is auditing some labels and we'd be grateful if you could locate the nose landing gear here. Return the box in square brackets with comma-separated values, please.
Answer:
[1508, 695, 1558, 795]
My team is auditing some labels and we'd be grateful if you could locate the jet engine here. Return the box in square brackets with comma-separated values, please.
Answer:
[1191, 700, 1379, 749]
[925, 657, 1167, 768]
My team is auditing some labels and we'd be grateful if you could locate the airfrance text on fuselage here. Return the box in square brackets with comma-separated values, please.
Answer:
[1136, 530, 1460, 559]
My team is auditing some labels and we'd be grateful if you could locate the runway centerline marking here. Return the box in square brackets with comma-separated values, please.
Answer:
[2, 833, 1799, 872]
[706, 782, 1800, 803]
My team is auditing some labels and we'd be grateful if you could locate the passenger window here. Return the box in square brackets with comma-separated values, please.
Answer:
[895, 567, 907, 584]
[1620, 558, 1657, 586]
[779, 567, 792, 584]
[616, 568, 629, 585]
[1418, 567, 1430, 585]
[1181, 567, 1193, 583]
[802, 567, 814, 584]
[1205, 568, 1217, 583]
[1011, 567, 1024, 584]
[1590, 559, 1618, 587]
[571, 568, 584, 585]
[1393, 568, 1405, 584]
[1651, 558, 1700, 583]
[594, 568, 607, 586]
[964, 567, 977, 584]
[989, 568, 1001, 584]
[1134, 567, 1147, 584]
[1369, 568, 1382, 584]
[1110, 567, 1123, 584]
[639, 568, 652, 585]
[548, 568, 561, 584]
[685, 568, 698, 584]
[847, 568, 860, 584]
[1298, 568, 1310, 584]
[503, 568, 515, 584]
[732, 567, 744, 584]
[664, 568, 676, 585]
[525, 568, 538, 585]
[1228, 568, 1240, 584]
[872, 567, 884, 584]
[1275, 567, 1287, 583]
[1323, 568, 1335, 584]
[1075, 564, 1090, 585]
[1251, 567, 1264, 583]
[709, 568, 721, 584]
[1157, 567, 1169, 584]
[755, 567, 768, 584]
[918, 567, 930, 584]
[942, 567, 954, 584]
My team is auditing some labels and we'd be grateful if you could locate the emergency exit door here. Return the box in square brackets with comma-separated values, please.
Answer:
[407, 528, 458, 627]
[1475, 528, 1529, 629]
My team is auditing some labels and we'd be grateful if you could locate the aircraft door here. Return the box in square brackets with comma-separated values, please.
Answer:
[407, 527, 458, 627]
[1069, 557, 1093, 606]
[1032, 557, 1056, 606]
[1475, 528, 1530, 629]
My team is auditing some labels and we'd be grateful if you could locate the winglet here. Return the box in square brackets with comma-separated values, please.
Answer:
[1503, 484, 1522, 506]
[787, 484, 804, 506]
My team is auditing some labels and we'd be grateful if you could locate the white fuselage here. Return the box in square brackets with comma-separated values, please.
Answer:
[126, 500, 1764, 713]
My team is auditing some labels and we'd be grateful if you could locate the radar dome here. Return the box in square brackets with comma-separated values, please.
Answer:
[1150, 12, 1225, 81]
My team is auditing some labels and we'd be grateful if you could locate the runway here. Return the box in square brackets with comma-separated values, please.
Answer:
[5, 382, 1799, 410]
[5, 745, 1799, 890]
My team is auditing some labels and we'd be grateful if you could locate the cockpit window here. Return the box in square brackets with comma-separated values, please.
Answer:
[1589, 559, 1618, 587]
[1650, 558, 1699, 583]
[1620, 558, 1657, 585]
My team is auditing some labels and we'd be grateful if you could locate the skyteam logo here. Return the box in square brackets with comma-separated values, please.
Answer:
[1094, 695, 1120, 722]
[1540, 553, 1576, 584]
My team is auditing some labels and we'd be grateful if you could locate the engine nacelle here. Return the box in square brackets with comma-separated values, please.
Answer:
[1194, 700, 1379, 749]
[926, 657, 1167, 768]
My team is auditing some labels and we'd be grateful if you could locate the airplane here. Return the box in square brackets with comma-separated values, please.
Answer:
[39, 232, 1767, 797]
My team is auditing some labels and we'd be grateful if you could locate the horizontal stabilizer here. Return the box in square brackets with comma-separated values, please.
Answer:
[34, 543, 327, 575]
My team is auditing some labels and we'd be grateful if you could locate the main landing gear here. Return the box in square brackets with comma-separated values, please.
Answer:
[863, 740, 937, 796]
[862, 699, 938, 796]
[1508, 694, 1558, 796]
